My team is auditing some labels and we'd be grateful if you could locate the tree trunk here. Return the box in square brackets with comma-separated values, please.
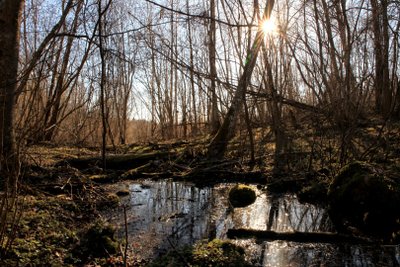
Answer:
[44, 0, 82, 141]
[98, 0, 112, 169]
[207, 0, 275, 159]
[261, 48, 286, 172]
[0, 0, 24, 192]
[371, 0, 391, 116]
[186, 0, 198, 136]
[208, 0, 220, 134]
[15, 0, 75, 100]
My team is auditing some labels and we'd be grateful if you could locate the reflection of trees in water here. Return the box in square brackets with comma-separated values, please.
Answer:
[112, 181, 399, 265]
[267, 196, 279, 231]
[231, 193, 331, 232]
[261, 242, 400, 267]
[338, 245, 400, 267]
[262, 242, 339, 267]
[200, 188, 333, 241]
[124, 180, 213, 254]
[278, 195, 332, 232]
[155, 182, 212, 246]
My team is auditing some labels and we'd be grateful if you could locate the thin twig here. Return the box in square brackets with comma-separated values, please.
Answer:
[123, 205, 128, 267]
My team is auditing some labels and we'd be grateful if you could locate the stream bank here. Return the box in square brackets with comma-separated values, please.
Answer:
[2, 127, 400, 266]
[107, 179, 399, 266]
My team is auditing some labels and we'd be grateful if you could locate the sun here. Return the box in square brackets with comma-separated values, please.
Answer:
[261, 18, 277, 35]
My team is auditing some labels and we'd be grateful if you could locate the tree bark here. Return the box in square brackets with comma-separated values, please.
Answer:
[0, 0, 24, 192]
[208, 0, 220, 134]
[98, 0, 113, 169]
[371, 0, 391, 116]
[186, 0, 198, 136]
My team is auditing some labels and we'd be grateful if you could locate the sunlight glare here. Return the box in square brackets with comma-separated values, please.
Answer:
[262, 18, 277, 35]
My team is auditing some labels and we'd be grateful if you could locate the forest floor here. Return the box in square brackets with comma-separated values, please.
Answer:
[2, 114, 400, 266]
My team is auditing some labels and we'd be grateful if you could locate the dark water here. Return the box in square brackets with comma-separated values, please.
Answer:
[109, 180, 400, 266]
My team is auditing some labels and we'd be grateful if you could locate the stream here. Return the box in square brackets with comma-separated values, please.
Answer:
[108, 180, 400, 266]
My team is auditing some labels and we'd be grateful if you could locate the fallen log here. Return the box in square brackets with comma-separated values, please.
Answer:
[227, 228, 376, 244]
[173, 170, 267, 186]
[63, 151, 175, 170]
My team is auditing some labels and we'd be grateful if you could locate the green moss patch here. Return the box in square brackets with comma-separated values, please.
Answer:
[68, 221, 119, 264]
[1, 191, 122, 266]
[150, 239, 251, 267]
[2, 196, 79, 266]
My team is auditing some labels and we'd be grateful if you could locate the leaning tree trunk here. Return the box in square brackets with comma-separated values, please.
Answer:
[0, 0, 24, 193]
[207, 0, 275, 159]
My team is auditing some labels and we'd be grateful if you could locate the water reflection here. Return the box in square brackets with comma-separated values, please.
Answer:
[224, 193, 332, 233]
[109, 180, 399, 266]
[115, 180, 213, 256]
[260, 241, 400, 267]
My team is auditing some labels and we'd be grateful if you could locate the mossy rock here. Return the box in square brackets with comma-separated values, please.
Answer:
[150, 239, 251, 267]
[229, 184, 256, 208]
[328, 161, 400, 240]
[70, 221, 119, 263]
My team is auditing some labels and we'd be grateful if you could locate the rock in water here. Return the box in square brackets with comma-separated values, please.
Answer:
[229, 184, 257, 208]
[328, 161, 400, 240]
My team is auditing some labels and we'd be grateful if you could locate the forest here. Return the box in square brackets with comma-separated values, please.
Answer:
[0, 0, 400, 266]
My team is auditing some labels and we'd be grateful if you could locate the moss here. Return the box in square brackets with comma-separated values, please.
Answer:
[70, 221, 119, 263]
[2, 196, 79, 266]
[149, 239, 250, 267]
[228, 184, 257, 208]
[192, 239, 247, 266]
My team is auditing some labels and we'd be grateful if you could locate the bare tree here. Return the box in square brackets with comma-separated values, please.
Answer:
[371, 0, 391, 116]
[0, 0, 24, 256]
[0, 0, 24, 192]
[208, 0, 220, 134]
[207, 0, 275, 159]
[98, 0, 113, 169]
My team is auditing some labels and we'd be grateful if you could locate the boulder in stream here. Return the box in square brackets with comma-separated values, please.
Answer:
[328, 161, 400, 240]
[229, 184, 256, 208]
